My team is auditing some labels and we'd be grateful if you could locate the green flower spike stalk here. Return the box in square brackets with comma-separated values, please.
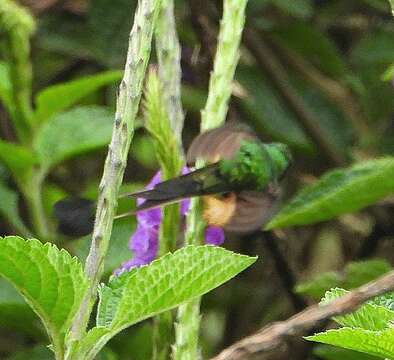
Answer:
[68, 0, 162, 344]
[144, 70, 182, 357]
[155, 0, 184, 144]
[153, 2, 185, 356]
[173, 0, 249, 358]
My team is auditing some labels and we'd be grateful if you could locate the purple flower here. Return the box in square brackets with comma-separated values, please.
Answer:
[205, 226, 225, 246]
[115, 168, 225, 274]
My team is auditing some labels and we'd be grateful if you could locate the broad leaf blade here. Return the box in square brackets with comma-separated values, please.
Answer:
[0, 279, 41, 336]
[34, 71, 122, 123]
[306, 328, 394, 359]
[314, 344, 381, 360]
[0, 236, 88, 353]
[296, 259, 391, 300]
[0, 181, 31, 237]
[109, 246, 256, 328]
[33, 105, 114, 171]
[0, 140, 36, 184]
[322, 288, 394, 331]
[267, 157, 394, 229]
[76, 246, 256, 360]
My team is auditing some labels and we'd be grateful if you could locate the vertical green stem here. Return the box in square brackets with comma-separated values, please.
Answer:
[0, 0, 35, 142]
[68, 0, 161, 346]
[173, 196, 205, 360]
[152, 1, 185, 357]
[23, 170, 50, 241]
[201, 0, 248, 132]
[173, 0, 248, 358]
[155, 0, 184, 143]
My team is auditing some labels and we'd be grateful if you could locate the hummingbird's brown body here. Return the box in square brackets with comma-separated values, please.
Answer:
[186, 124, 281, 232]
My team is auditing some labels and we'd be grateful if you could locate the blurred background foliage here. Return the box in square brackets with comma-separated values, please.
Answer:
[0, 0, 394, 359]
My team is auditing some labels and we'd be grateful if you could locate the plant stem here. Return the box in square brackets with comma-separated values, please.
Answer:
[173, 0, 248, 358]
[153, 3, 185, 355]
[173, 196, 205, 360]
[155, 0, 184, 143]
[68, 0, 161, 345]
[23, 171, 50, 241]
[173, 0, 247, 360]
[0, 0, 35, 142]
[201, 0, 249, 132]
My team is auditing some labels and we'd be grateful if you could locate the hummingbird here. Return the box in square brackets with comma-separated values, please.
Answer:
[128, 124, 291, 232]
[53, 124, 291, 235]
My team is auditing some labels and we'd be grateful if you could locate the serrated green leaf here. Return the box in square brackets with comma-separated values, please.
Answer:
[0, 236, 88, 355]
[75, 246, 256, 359]
[33, 105, 114, 171]
[0, 181, 31, 237]
[296, 259, 391, 300]
[267, 157, 394, 229]
[322, 288, 394, 330]
[314, 344, 381, 360]
[34, 71, 122, 123]
[306, 328, 394, 359]
[109, 246, 256, 328]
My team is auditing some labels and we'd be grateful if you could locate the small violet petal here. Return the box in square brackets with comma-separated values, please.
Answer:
[205, 226, 225, 246]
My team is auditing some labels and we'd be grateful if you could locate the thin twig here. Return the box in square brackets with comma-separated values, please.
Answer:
[244, 29, 346, 167]
[212, 269, 394, 360]
[69, 0, 161, 343]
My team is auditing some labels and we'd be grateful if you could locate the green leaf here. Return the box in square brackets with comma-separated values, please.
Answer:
[0, 139, 37, 183]
[296, 259, 391, 300]
[272, 22, 348, 79]
[306, 328, 394, 359]
[8, 345, 54, 360]
[104, 245, 255, 328]
[0, 236, 88, 354]
[382, 62, 394, 81]
[0, 279, 42, 336]
[237, 66, 311, 151]
[33, 105, 114, 171]
[0, 181, 31, 237]
[267, 157, 394, 229]
[88, 0, 136, 67]
[34, 71, 122, 123]
[0, 61, 14, 117]
[75, 246, 256, 359]
[270, 0, 313, 18]
[314, 344, 382, 360]
[322, 288, 394, 331]
[352, 31, 394, 68]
